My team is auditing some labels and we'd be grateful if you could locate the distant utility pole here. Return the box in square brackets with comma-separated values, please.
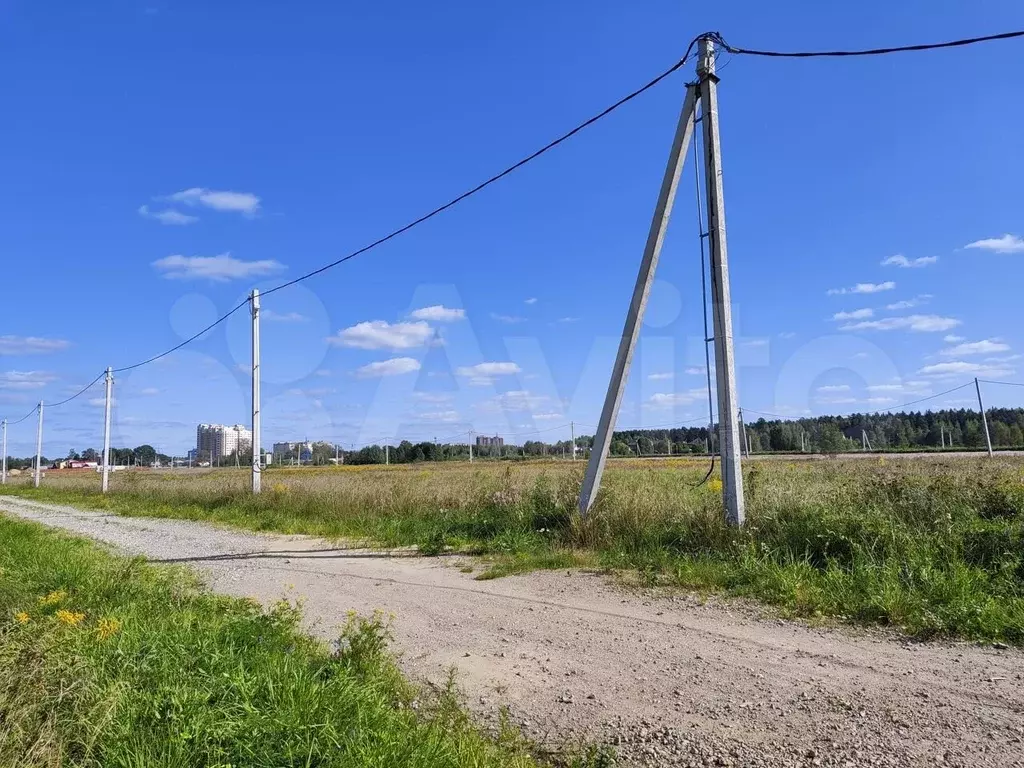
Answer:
[34, 401, 44, 488]
[385, 443, 389, 465]
[251, 289, 262, 493]
[570, 421, 576, 462]
[468, 432, 474, 463]
[101, 367, 113, 493]
[578, 36, 744, 525]
[739, 409, 750, 457]
[1, 419, 7, 485]
[940, 424, 945, 449]
[975, 377, 993, 457]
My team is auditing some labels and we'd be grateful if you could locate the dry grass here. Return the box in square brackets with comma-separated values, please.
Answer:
[4, 455, 1024, 641]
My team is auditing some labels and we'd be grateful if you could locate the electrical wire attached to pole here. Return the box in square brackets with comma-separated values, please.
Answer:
[711, 29, 1024, 59]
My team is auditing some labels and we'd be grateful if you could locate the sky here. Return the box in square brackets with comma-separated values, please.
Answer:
[1, 0, 1023, 457]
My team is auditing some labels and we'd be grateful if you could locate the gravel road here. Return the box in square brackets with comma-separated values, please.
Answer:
[3, 495, 1022, 767]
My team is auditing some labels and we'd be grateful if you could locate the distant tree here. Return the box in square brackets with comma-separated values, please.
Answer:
[81, 448, 100, 461]
[817, 426, 847, 456]
[133, 445, 157, 466]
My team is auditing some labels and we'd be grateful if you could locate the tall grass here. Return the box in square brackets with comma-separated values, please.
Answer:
[4, 456, 1024, 642]
[0, 516, 549, 767]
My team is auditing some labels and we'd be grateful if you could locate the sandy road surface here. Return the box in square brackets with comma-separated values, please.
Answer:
[3, 496, 1022, 767]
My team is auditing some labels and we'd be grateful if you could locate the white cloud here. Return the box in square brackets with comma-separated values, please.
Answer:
[166, 187, 261, 216]
[87, 397, 116, 408]
[491, 313, 525, 324]
[867, 381, 928, 393]
[409, 305, 465, 322]
[819, 396, 857, 405]
[944, 335, 964, 343]
[648, 372, 673, 380]
[0, 336, 71, 355]
[964, 234, 1024, 254]
[777, 331, 796, 339]
[284, 387, 335, 397]
[885, 295, 931, 311]
[493, 390, 548, 411]
[262, 310, 309, 323]
[941, 339, 1010, 357]
[415, 410, 460, 423]
[456, 362, 521, 386]
[647, 389, 707, 408]
[852, 352, 869, 359]
[817, 384, 850, 393]
[0, 371, 57, 390]
[985, 354, 1022, 363]
[684, 367, 706, 375]
[881, 254, 938, 268]
[742, 338, 768, 347]
[152, 253, 284, 282]
[138, 205, 198, 225]
[918, 361, 1015, 377]
[412, 392, 453, 404]
[533, 412, 562, 421]
[840, 314, 960, 332]
[832, 308, 873, 321]
[314, 369, 332, 377]
[355, 357, 421, 378]
[557, 317, 580, 323]
[865, 397, 896, 405]
[140, 387, 160, 396]
[827, 281, 895, 296]
[328, 320, 434, 350]
[524, 297, 538, 305]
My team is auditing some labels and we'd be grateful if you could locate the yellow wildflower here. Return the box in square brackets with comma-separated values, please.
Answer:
[271, 482, 289, 494]
[55, 609, 85, 627]
[39, 590, 67, 606]
[14, 612, 30, 624]
[708, 478, 723, 493]
[95, 617, 121, 640]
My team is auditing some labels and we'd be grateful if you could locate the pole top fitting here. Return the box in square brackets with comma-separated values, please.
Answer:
[697, 37, 719, 81]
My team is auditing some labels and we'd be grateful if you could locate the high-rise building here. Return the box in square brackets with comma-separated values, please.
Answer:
[196, 424, 253, 459]
[475, 435, 504, 448]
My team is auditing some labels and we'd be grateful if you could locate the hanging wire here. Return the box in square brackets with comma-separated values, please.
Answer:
[691, 100, 716, 489]
[712, 29, 1024, 59]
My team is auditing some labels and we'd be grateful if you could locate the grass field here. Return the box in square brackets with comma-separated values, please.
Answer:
[0, 515, 571, 767]
[3, 455, 1024, 642]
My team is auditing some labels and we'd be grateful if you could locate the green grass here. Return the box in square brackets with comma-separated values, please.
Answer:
[4, 455, 1024, 642]
[0, 515, 553, 768]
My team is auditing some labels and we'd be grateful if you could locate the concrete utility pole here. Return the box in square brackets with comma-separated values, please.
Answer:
[739, 409, 750, 457]
[34, 401, 43, 488]
[699, 38, 745, 526]
[101, 367, 113, 493]
[975, 377, 993, 457]
[1, 419, 6, 485]
[251, 290, 262, 493]
[570, 421, 576, 462]
[468, 432, 474, 463]
[940, 424, 945, 449]
[385, 443, 389, 465]
[578, 83, 699, 516]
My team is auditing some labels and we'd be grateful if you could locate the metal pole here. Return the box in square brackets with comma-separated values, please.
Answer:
[699, 38, 744, 526]
[101, 367, 113, 493]
[1, 419, 6, 485]
[578, 82, 699, 516]
[34, 401, 44, 488]
[975, 377, 993, 457]
[250, 289, 262, 493]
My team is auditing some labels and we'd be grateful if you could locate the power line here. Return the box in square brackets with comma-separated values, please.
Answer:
[4, 405, 38, 427]
[714, 29, 1024, 58]
[980, 378, 1024, 388]
[741, 381, 977, 422]
[46, 371, 106, 408]
[257, 41, 703, 301]
[107, 45, 705, 374]
[113, 299, 250, 373]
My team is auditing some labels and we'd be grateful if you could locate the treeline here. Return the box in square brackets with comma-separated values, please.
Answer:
[5, 445, 174, 470]
[613, 407, 1024, 454]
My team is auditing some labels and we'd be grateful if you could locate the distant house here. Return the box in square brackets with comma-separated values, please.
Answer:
[69, 460, 98, 470]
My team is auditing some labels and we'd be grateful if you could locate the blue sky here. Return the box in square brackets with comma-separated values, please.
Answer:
[1, 0, 1023, 456]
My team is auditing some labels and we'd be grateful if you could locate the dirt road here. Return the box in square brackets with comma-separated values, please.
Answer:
[3, 496, 1022, 767]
